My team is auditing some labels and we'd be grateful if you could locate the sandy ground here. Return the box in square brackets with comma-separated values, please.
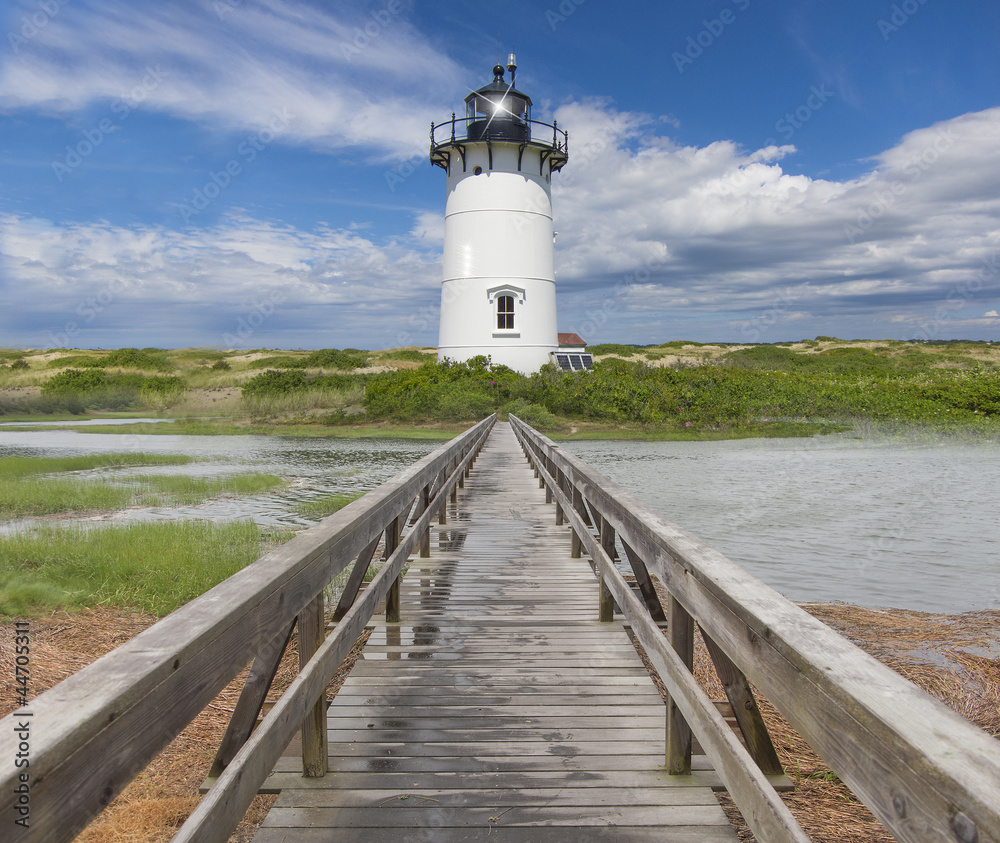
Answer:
[1, 602, 997, 842]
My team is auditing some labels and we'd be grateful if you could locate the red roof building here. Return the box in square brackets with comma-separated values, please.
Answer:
[557, 332, 586, 348]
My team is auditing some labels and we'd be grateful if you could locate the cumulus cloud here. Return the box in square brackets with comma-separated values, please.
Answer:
[549, 102, 1000, 343]
[2, 35, 999, 348]
[0, 213, 440, 348]
[0, 0, 464, 160]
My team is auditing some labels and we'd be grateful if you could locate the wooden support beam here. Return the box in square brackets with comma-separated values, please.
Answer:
[298, 592, 327, 777]
[621, 539, 667, 623]
[701, 625, 784, 777]
[208, 621, 295, 778]
[573, 486, 593, 528]
[331, 536, 381, 623]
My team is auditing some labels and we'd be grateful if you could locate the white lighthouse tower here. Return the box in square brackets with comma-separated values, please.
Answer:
[430, 57, 568, 374]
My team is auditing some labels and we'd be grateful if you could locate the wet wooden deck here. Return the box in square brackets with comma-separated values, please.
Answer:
[254, 422, 738, 841]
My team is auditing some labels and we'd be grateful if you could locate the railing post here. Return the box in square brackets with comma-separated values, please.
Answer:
[598, 518, 615, 622]
[385, 516, 401, 623]
[555, 468, 564, 525]
[665, 594, 694, 775]
[419, 485, 431, 557]
[299, 591, 327, 777]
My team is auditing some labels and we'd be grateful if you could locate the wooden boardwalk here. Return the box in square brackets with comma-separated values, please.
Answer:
[255, 422, 738, 842]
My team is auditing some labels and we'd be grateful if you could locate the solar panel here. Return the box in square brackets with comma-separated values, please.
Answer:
[551, 352, 593, 372]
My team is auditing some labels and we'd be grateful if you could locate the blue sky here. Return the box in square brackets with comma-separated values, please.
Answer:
[1, 0, 999, 350]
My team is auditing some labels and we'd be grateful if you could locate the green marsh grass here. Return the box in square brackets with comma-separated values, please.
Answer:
[0, 520, 293, 616]
[0, 454, 285, 516]
[0, 452, 192, 479]
[296, 492, 363, 520]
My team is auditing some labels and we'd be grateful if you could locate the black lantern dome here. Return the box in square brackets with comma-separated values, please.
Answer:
[464, 63, 532, 143]
[430, 61, 568, 175]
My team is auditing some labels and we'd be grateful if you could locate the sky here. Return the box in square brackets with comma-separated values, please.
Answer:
[1, 0, 999, 351]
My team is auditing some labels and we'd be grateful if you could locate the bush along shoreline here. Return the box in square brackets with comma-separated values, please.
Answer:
[1, 342, 998, 438]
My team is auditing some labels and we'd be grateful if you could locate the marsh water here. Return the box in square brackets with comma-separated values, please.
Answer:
[1, 421, 997, 613]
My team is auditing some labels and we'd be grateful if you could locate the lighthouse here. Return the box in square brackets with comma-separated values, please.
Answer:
[430, 56, 569, 374]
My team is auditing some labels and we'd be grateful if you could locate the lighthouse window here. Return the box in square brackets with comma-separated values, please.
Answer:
[473, 166, 483, 175]
[497, 295, 514, 330]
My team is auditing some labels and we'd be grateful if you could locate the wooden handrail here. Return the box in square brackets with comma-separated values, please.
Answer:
[509, 415, 1000, 843]
[0, 415, 495, 843]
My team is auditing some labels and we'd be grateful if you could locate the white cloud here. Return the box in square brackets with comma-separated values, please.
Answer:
[0, 213, 440, 348]
[549, 102, 1000, 342]
[3, 65, 999, 347]
[0, 0, 465, 160]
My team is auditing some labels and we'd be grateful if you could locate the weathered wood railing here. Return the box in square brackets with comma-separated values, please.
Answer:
[509, 414, 1000, 843]
[0, 414, 495, 843]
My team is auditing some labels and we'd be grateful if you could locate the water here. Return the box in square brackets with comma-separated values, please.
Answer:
[565, 432, 1000, 613]
[1, 423, 997, 612]
[0, 426, 438, 530]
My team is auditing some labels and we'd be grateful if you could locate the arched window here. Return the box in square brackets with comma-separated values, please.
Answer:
[497, 295, 514, 330]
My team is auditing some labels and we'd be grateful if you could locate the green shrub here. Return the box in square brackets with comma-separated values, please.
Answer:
[46, 355, 105, 369]
[302, 348, 369, 369]
[249, 349, 370, 371]
[43, 369, 109, 393]
[242, 369, 308, 397]
[211, 359, 232, 370]
[102, 347, 174, 371]
[10, 358, 30, 370]
[40, 370, 182, 410]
